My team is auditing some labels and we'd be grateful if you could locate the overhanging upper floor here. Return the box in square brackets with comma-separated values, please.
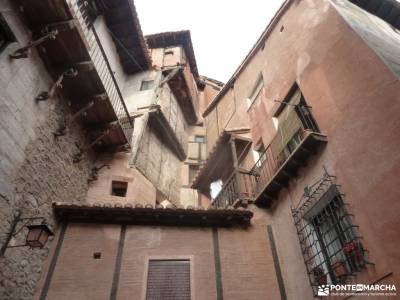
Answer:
[15, 0, 151, 150]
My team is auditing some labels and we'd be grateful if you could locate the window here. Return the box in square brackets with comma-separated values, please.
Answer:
[293, 172, 368, 295]
[210, 179, 223, 199]
[140, 80, 155, 91]
[271, 84, 319, 161]
[247, 74, 263, 108]
[252, 141, 267, 167]
[146, 259, 191, 300]
[272, 117, 279, 130]
[294, 96, 319, 133]
[188, 165, 199, 184]
[0, 14, 16, 53]
[165, 49, 174, 55]
[111, 181, 128, 197]
[194, 135, 205, 143]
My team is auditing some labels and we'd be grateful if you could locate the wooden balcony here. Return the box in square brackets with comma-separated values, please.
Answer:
[148, 108, 186, 161]
[211, 170, 256, 208]
[146, 31, 200, 125]
[16, 0, 149, 149]
[210, 130, 327, 208]
[160, 66, 198, 125]
[252, 130, 327, 206]
[211, 104, 327, 208]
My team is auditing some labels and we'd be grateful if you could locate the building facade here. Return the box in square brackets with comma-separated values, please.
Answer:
[195, 0, 400, 298]
[0, 0, 400, 299]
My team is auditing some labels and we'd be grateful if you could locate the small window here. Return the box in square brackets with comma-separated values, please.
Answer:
[247, 74, 264, 107]
[0, 14, 16, 53]
[189, 165, 200, 183]
[194, 136, 205, 143]
[210, 179, 223, 200]
[146, 259, 191, 300]
[111, 181, 128, 197]
[140, 80, 155, 91]
[252, 141, 267, 167]
[272, 117, 279, 130]
[93, 252, 101, 259]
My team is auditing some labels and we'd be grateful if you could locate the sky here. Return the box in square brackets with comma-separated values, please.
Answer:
[135, 0, 285, 83]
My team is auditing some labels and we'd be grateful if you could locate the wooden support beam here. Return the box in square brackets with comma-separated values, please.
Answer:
[73, 124, 117, 163]
[160, 68, 181, 86]
[35, 20, 76, 34]
[54, 101, 95, 137]
[91, 93, 108, 102]
[68, 61, 94, 72]
[10, 30, 58, 59]
[36, 67, 78, 101]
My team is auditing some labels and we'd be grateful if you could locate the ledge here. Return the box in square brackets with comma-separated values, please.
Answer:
[52, 202, 253, 227]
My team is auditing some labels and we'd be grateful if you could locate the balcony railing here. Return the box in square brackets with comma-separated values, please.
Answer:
[250, 104, 327, 205]
[72, 0, 133, 144]
[211, 103, 327, 208]
[212, 170, 256, 208]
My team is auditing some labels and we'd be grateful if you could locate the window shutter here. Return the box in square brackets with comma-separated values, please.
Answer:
[146, 260, 191, 300]
[271, 90, 302, 157]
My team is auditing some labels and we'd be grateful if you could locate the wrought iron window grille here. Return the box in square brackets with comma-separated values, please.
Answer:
[292, 168, 373, 296]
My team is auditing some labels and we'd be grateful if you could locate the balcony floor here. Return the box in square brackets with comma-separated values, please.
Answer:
[19, 0, 132, 147]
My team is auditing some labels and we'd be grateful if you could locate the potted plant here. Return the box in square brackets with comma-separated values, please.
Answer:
[344, 240, 365, 269]
[332, 260, 347, 280]
[313, 266, 327, 286]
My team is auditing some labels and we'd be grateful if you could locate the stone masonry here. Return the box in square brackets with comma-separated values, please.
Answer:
[0, 1, 93, 298]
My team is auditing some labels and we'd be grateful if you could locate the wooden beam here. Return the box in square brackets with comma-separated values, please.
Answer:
[35, 19, 76, 33]
[160, 68, 181, 86]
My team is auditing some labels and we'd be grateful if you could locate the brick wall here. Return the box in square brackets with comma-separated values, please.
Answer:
[202, 0, 400, 297]
[218, 210, 282, 300]
[0, 2, 93, 299]
[34, 216, 281, 300]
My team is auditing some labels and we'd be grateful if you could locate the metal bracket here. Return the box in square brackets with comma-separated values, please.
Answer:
[36, 67, 78, 101]
[0, 211, 46, 256]
[10, 30, 58, 59]
[274, 99, 312, 109]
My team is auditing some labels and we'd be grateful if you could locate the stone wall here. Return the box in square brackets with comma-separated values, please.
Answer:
[0, 1, 93, 299]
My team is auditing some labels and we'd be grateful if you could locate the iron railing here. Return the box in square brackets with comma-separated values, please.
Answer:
[211, 103, 319, 208]
[211, 170, 256, 208]
[71, 0, 134, 144]
[249, 104, 319, 197]
[292, 169, 372, 296]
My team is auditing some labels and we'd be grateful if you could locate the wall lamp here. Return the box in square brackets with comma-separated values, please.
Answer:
[0, 211, 54, 257]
